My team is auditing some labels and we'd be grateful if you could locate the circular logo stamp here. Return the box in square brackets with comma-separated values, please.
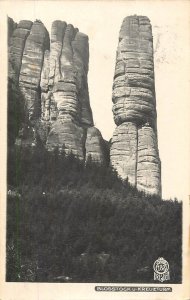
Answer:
[153, 257, 170, 282]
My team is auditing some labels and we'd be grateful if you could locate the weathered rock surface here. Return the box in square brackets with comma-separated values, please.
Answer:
[8, 19, 33, 82]
[46, 119, 85, 159]
[40, 21, 94, 159]
[137, 125, 161, 195]
[112, 16, 156, 128]
[110, 122, 137, 186]
[19, 20, 49, 119]
[110, 16, 161, 196]
[8, 18, 107, 164]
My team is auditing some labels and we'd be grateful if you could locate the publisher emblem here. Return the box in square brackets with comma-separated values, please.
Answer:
[153, 257, 170, 282]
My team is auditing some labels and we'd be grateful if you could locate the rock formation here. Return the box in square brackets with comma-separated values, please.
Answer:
[110, 16, 161, 196]
[8, 16, 161, 195]
[8, 17, 107, 163]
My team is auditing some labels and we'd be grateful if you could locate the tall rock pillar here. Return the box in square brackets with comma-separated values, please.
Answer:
[110, 16, 161, 196]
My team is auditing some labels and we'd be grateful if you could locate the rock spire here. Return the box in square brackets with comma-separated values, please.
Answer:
[110, 16, 161, 196]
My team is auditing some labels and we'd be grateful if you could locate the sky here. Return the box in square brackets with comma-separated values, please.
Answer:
[1, 0, 190, 200]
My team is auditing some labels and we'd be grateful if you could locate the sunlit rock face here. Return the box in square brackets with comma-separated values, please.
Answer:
[110, 16, 161, 196]
[8, 18, 107, 163]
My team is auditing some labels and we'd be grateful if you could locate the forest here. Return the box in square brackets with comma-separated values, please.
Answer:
[7, 144, 182, 283]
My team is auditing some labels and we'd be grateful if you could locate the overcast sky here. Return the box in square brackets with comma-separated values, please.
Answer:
[1, 0, 190, 200]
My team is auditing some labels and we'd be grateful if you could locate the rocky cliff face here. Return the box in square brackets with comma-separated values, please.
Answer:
[8, 16, 161, 196]
[8, 18, 107, 163]
[110, 16, 161, 196]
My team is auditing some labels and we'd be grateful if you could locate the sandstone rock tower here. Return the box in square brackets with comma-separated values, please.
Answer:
[8, 18, 107, 164]
[110, 16, 161, 196]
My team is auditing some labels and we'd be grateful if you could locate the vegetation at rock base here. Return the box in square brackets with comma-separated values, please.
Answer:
[7, 145, 182, 283]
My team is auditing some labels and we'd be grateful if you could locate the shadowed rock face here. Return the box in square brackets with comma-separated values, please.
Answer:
[8, 17, 107, 163]
[110, 16, 161, 196]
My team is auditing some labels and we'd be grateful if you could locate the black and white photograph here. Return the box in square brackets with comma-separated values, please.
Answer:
[0, 0, 190, 299]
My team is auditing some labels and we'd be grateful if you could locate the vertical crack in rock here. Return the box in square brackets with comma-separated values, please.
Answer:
[110, 16, 161, 196]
